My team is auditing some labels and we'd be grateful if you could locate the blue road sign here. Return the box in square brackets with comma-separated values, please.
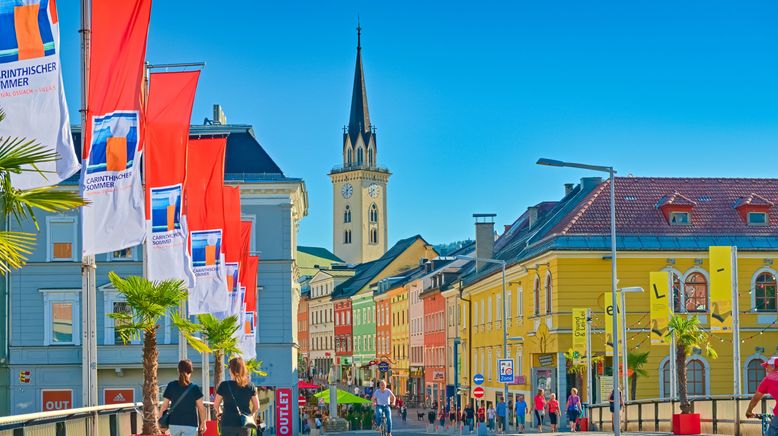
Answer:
[498, 359, 514, 383]
[473, 374, 484, 385]
[378, 361, 390, 373]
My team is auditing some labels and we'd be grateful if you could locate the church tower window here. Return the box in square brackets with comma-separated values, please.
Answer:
[344, 230, 352, 244]
[347, 148, 353, 166]
[369, 203, 378, 223]
[370, 228, 378, 244]
[344, 205, 351, 223]
[357, 147, 364, 166]
[368, 148, 374, 167]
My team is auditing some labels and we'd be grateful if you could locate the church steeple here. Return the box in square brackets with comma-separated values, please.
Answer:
[348, 22, 371, 139]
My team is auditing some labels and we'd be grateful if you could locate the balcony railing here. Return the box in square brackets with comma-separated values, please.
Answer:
[330, 163, 390, 174]
[0, 402, 142, 435]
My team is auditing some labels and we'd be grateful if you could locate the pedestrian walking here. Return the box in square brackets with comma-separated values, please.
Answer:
[159, 359, 207, 436]
[566, 388, 583, 432]
[465, 403, 475, 433]
[496, 398, 507, 434]
[401, 405, 408, 423]
[514, 395, 528, 434]
[533, 389, 546, 432]
[213, 357, 260, 436]
[609, 388, 624, 432]
[547, 393, 560, 432]
[486, 403, 495, 431]
[438, 407, 446, 432]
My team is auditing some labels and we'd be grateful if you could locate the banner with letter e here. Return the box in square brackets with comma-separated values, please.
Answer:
[0, 0, 80, 189]
[710, 246, 736, 333]
[650, 272, 670, 345]
[572, 308, 587, 364]
[604, 293, 621, 356]
[81, 0, 151, 255]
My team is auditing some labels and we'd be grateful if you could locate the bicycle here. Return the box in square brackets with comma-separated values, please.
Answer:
[375, 409, 388, 436]
[753, 413, 774, 436]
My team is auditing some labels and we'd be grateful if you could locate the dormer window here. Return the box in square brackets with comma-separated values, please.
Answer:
[669, 211, 691, 225]
[748, 212, 768, 226]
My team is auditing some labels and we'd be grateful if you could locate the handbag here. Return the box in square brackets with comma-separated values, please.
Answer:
[226, 381, 258, 430]
[158, 383, 196, 429]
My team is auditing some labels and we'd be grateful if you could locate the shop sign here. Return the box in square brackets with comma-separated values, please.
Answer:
[275, 388, 293, 436]
[410, 366, 424, 378]
[19, 370, 30, 383]
[538, 354, 555, 367]
[341, 357, 352, 366]
[42, 389, 72, 412]
[433, 371, 445, 381]
[513, 375, 526, 385]
[103, 388, 134, 405]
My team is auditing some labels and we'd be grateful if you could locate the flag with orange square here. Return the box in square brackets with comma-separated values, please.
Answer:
[0, 0, 80, 189]
[80, 0, 151, 255]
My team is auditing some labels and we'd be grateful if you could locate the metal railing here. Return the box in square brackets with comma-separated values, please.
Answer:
[586, 394, 772, 436]
[0, 402, 143, 436]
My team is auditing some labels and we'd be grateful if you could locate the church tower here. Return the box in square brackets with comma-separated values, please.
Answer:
[330, 24, 390, 265]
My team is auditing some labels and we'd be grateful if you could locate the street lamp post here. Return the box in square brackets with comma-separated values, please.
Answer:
[455, 255, 510, 411]
[537, 158, 622, 435]
[618, 286, 644, 405]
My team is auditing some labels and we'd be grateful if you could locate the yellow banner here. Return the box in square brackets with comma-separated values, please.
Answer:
[710, 246, 735, 333]
[650, 272, 670, 345]
[572, 308, 587, 364]
[604, 293, 621, 356]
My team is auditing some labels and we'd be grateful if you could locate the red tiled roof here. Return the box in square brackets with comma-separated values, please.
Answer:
[657, 191, 697, 208]
[734, 193, 775, 208]
[550, 178, 778, 236]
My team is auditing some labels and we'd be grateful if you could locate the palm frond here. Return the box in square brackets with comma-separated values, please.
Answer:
[0, 230, 35, 274]
[196, 313, 240, 353]
[245, 359, 269, 377]
[0, 136, 61, 175]
[108, 272, 187, 331]
[171, 311, 211, 353]
[2, 184, 86, 229]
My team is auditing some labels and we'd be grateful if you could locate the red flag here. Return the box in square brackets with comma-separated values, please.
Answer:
[222, 186, 242, 263]
[238, 221, 253, 285]
[244, 256, 259, 312]
[145, 71, 200, 216]
[144, 71, 199, 283]
[81, 0, 152, 255]
[185, 138, 226, 232]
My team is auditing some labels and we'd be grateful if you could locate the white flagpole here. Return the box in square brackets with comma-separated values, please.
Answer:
[732, 247, 742, 432]
[79, 1, 98, 436]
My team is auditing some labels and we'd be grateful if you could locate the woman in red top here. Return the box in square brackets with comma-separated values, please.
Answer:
[533, 389, 546, 432]
[547, 393, 560, 432]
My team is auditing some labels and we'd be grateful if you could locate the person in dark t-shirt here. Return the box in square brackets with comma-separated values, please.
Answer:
[214, 356, 259, 436]
[160, 359, 206, 436]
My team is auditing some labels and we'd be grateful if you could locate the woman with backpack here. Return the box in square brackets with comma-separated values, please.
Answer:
[214, 356, 260, 436]
[159, 359, 207, 436]
[566, 388, 583, 432]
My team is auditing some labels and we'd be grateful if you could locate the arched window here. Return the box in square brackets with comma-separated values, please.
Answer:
[347, 148, 353, 166]
[687, 359, 706, 396]
[368, 148, 374, 166]
[747, 358, 766, 394]
[344, 230, 351, 244]
[755, 272, 777, 312]
[544, 274, 552, 314]
[533, 277, 540, 316]
[370, 228, 378, 244]
[344, 205, 351, 223]
[661, 360, 671, 398]
[369, 204, 378, 223]
[671, 271, 683, 313]
[357, 148, 364, 166]
[684, 272, 708, 312]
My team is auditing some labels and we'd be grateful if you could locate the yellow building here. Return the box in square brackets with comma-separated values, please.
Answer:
[460, 177, 778, 408]
[388, 276, 412, 396]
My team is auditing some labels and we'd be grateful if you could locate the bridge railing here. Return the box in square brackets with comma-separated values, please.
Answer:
[587, 394, 772, 436]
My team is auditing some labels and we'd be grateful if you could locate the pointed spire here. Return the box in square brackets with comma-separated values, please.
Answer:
[348, 21, 370, 136]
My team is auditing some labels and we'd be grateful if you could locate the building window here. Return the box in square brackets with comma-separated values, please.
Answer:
[533, 277, 541, 316]
[368, 148, 374, 166]
[369, 203, 378, 223]
[41, 290, 80, 346]
[517, 287, 523, 318]
[684, 272, 708, 312]
[47, 217, 77, 261]
[369, 227, 378, 244]
[687, 359, 706, 396]
[344, 206, 351, 223]
[487, 296, 492, 323]
[357, 147, 364, 166]
[112, 301, 133, 344]
[661, 360, 671, 398]
[755, 272, 777, 312]
[506, 291, 512, 319]
[671, 271, 683, 313]
[347, 148, 353, 166]
[545, 274, 552, 314]
[669, 211, 691, 225]
[747, 359, 766, 394]
[344, 230, 352, 244]
[748, 212, 768, 226]
[110, 247, 134, 261]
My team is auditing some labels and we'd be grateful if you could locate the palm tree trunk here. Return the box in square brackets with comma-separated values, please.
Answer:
[676, 343, 692, 414]
[142, 327, 160, 434]
[630, 374, 637, 401]
[212, 350, 223, 420]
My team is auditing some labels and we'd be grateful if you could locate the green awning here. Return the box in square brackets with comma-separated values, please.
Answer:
[313, 388, 372, 405]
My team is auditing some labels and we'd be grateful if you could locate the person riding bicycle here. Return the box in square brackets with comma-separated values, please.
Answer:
[747, 355, 778, 435]
[371, 380, 396, 436]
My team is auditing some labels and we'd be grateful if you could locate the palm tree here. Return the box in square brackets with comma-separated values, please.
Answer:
[0, 109, 86, 273]
[627, 351, 649, 401]
[108, 272, 188, 435]
[174, 313, 240, 393]
[665, 315, 718, 414]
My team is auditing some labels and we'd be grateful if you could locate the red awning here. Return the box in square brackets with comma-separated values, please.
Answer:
[299, 380, 319, 389]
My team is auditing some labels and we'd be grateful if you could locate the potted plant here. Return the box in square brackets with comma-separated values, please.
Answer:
[665, 315, 718, 435]
[108, 272, 189, 435]
[627, 351, 649, 400]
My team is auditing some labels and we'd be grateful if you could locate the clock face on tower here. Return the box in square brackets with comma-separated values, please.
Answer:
[341, 183, 353, 199]
[368, 183, 380, 198]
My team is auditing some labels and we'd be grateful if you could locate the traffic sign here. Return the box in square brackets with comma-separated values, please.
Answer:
[298, 395, 307, 407]
[473, 374, 484, 385]
[473, 386, 485, 399]
[378, 361, 390, 373]
[498, 359, 514, 383]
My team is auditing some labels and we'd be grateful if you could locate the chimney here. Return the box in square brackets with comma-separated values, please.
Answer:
[473, 213, 496, 271]
[527, 206, 538, 229]
[564, 183, 575, 196]
[213, 104, 227, 125]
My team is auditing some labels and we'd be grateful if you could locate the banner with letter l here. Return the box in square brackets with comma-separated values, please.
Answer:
[650, 271, 670, 345]
[81, 0, 151, 255]
[1, 0, 81, 189]
[710, 246, 736, 333]
[145, 71, 199, 284]
[572, 308, 587, 365]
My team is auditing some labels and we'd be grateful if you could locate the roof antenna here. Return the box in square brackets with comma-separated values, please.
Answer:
[357, 16, 362, 50]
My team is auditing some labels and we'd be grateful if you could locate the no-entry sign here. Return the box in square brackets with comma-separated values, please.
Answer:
[298, 395, 307, 406]
[473, 386, 485, 399]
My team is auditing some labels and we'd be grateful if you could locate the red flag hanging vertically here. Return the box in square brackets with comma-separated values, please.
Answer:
[238, 220, 252, 286]
[185, 137, 229, 314]
[145, 71, 200, 284]
[220, 185, 243, 319]
[81, 0, 151, 255]
[237, 254, 258, 359]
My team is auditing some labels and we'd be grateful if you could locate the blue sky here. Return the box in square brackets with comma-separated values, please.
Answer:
[57, 1, 778, 249]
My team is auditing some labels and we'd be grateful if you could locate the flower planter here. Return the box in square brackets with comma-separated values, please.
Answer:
[672, 413, 701, 435]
